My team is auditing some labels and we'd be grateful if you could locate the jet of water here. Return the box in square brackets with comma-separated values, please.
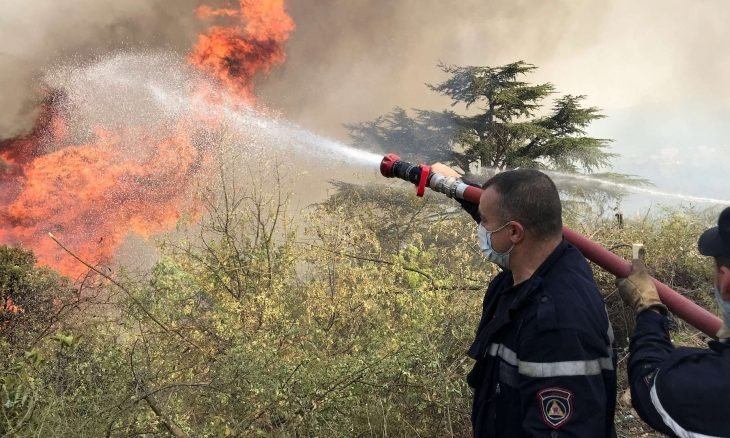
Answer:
[546, 169, 730, 205]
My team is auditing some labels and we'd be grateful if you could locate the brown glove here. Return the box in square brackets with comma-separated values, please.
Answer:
[616, 259, 668, 315]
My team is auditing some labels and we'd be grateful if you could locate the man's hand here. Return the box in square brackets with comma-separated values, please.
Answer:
[430, 162, 462, 178]
[616, 259, 668, 315]
[430, 162, 482, 222]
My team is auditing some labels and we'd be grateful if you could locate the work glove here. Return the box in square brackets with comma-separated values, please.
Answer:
[616, 259, 668, 315]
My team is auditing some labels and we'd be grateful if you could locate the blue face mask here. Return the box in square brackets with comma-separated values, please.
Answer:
[713, 286, 730, 339]
[477, 222, 514, 269]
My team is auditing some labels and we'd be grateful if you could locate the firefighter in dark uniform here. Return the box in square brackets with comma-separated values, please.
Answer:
[432, 164, 617, 437]
[616, 207, 730, 437]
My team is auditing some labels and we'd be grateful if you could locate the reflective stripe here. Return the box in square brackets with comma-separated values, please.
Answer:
[649, 373, 720, 438]
[487, 343, 614, 378]
[488, 343, 517, 366]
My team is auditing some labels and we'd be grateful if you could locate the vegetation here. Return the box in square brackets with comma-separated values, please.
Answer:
[348, 61, 648, 208]
[0, 61, 711, 436]
[0, 162, 721, 436]
[349, 61, 614, 173]
[0, 54, 712, 438]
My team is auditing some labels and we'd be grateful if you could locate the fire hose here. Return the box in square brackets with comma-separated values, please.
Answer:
[379, 153, 723, 338]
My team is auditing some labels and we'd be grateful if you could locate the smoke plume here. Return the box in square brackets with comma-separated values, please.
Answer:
[257, 0, 730, 139]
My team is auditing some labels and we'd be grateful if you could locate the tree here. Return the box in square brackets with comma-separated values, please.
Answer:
[349, 61, 613, 174]
[0, 246, 75, 348]
[348, 61, 651, 217]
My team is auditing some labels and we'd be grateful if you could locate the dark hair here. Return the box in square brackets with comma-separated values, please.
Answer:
[483, 169, 562, 239]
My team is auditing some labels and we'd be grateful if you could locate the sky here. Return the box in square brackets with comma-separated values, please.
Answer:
[1, 0, 728, 213]
[256, 0, 730, 213]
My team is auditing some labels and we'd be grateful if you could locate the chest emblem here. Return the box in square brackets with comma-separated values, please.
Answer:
[537, 387, 573, 429]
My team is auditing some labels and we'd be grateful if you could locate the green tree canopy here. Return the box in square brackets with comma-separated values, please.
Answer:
[348, 61, 614, 174]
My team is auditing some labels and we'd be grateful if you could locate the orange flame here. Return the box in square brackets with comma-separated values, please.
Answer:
[189, 0, 294, 101]
[1, 296, 22, 314]
[0, 1, 294, 277]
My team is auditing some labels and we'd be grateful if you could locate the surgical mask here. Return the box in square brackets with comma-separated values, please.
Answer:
[713, 286, 730, 339]
[477, 222, 514, 269]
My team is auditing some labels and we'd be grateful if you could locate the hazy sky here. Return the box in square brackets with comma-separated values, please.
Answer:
[1, 0, 728, 211]
[257, 0, 730, 210]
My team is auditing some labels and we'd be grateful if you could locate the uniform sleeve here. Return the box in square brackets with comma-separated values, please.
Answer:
[626, 310, 676, 436]
[456, 178, 481, 223]
[517, 325, 615, 437]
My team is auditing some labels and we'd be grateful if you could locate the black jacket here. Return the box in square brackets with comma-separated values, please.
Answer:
[627, 310, 730, 437]
[468, 240, 617, 437]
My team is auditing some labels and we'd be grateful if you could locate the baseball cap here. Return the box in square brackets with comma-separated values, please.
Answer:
[698, 207, 730, 257]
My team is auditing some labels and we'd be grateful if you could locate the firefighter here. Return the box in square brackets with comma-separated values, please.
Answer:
[432, 164, 617, 437]
[616, 207, 730, 437]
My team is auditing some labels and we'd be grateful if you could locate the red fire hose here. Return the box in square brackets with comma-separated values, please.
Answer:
[380, 154, 722, 338]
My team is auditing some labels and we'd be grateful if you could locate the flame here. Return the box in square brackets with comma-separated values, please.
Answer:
[189, 0, 294, 101]
[0, 1, 294, 277]
[1, 296, 22, 314]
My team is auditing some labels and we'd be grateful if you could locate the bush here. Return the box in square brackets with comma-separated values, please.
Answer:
[0, 176, 721, 437]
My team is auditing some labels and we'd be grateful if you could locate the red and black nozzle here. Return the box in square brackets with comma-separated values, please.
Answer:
[379, 153, 401, 178]
[379, 154, 430, 196]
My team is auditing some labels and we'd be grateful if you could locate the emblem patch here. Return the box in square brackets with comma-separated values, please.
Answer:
[537, 388, 573, 429]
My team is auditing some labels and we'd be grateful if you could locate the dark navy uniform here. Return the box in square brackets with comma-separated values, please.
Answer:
[627, 310, 730, 437]
[468, 240, 617, 437]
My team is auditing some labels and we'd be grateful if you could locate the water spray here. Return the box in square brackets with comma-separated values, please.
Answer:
[380, 153, 722, 338]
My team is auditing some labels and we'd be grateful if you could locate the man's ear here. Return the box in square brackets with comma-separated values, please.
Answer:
[509, 221, 525, 244]
[719, 266, 730, 300]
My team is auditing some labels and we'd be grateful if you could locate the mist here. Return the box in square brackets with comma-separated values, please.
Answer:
[256, 0, 730, 208]
[258, 0, 730, 138]
[0, 0, 205, 139]
[1, 0, 728, 207]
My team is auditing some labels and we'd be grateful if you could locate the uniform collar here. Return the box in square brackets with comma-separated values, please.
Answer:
[509, 239, 569, 310]
[468, 240, 571, 359]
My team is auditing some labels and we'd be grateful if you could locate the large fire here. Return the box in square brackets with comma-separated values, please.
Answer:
[0, 0, 294, 278]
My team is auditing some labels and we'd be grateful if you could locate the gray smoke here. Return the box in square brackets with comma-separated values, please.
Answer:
[257, 0, 730, 140]
[0, 0, 208, 140]
[4, 0, 730, 145]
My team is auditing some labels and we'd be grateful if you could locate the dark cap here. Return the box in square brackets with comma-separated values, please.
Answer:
[698, 207, 730, 257]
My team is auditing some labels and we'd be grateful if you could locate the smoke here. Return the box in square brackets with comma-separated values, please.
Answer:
[5, 0, 728, 141]
[1, 0, 727, 232]
[0, 0, 206, 140]
[256, 0, 730, 139]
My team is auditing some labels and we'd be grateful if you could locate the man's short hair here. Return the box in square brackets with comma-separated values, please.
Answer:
[483, 169, 562, 239]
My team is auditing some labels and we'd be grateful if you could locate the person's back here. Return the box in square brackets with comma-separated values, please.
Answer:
[617, 207, 730, 437]
[630, 316, 730, 436]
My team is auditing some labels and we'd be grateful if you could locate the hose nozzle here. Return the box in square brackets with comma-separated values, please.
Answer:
[380, 153, 401, 178]
[379, 153, 481, 202]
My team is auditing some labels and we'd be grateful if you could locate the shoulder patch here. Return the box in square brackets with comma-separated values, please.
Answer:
[537, 387, 573, 429]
